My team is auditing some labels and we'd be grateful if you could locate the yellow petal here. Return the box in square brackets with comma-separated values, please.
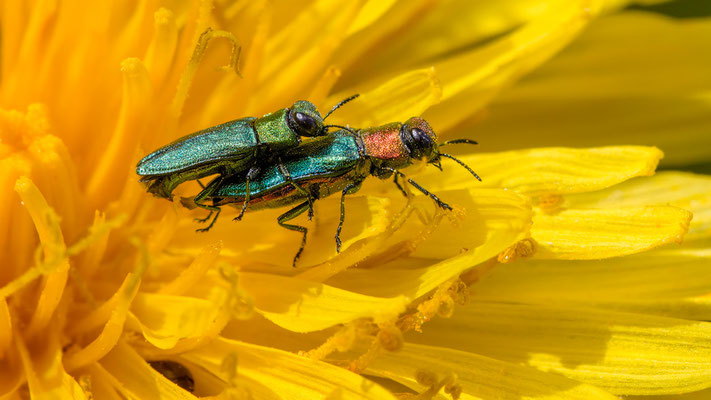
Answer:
[296, 195, 392, 268]
[532, 206, 692, 259]
[0, 350, 23, 397]
[598, 297, 711, 322]
[184, 337, 398, 400]
[567, 171, 711, 240]
[639, 388, 711, 400]
[426, 1, 601, 131]
[458, 12, 711, 166]
[347, 0, 398, 36]
[158, 242, 222, 296]
[131, 292, 226, 349]
[238, 272, 409, 333]
[367, 342, 617, 400]
[410, 301, 711, 395]
[14, 177, 69, 339]
[338, 0, 592, 88]
[326, 188, 531, 298]
[417, 146, 663, 196]
[256, 0, 365, 110]
[475, 243, 711, 320]
[332, 0, 432, 75]
[0, 299, 11, 358]
[169, 195, 391, 271]
[63, 270, 140, 371]
[327, 67, 442, 127]
[417, 146, 662, 197]
[16, 333, 86, 400]
[87, 364, 126, 400]
[99, 341, 198, 399]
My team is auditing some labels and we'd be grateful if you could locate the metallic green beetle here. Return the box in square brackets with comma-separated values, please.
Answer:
[137, 101, 323, 198]
[197, 118, 481, 265]
[136, 96, 357, 227]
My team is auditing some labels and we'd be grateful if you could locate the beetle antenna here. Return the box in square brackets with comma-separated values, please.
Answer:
[440, 153, 482, 181]
[439, 139, 478, 146]
[324, 124, 358, 135]
[324, 94, 360, 120]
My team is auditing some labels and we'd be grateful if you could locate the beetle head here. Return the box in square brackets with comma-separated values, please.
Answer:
[288, 101, 326, 137]
[400, 117, 439, 163]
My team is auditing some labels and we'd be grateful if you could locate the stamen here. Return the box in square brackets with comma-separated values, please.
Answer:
[497, 238, 536, 263]
[300, 322, 363, 360]
[144, 8, 177, 84]
[413, 371, 461, 400]
[377, 323, 403, 352]
[88, 58, 151, 203]
[170, 27, 242, 118]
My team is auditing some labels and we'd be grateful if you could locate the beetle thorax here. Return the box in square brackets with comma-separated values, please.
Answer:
[361, 122, 412, 169]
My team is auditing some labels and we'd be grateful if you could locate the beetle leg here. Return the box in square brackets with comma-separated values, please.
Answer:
[233, 176, 250, 221]
[194, 203, 221, 232]
[234, 165, 260, 221]
[378, 166, 410, 198]
[382, 167, 452, 211]
[277, 201, 311, 267]
[393, 173, 409, 198]
[277, 160, 314, 220]
[192, 176, 225, 229]
[335, 181, 363, 253]
[194, 209, 213, 223]
[405, 178, 452, 211]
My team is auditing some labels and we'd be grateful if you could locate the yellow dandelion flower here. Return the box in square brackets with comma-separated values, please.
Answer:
[1, 1, 710, 399]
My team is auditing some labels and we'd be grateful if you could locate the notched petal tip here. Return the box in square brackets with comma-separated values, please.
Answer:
[532, 205, 693, 260]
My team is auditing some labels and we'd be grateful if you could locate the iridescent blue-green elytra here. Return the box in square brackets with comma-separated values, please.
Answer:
[136, 100, 325, 199]
[212, 129, 369, 210]
[199, 118, 481, 266]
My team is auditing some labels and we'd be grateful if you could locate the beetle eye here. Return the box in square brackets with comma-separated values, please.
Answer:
[293, 112, 318, 135]
[411, 128, 433, 156]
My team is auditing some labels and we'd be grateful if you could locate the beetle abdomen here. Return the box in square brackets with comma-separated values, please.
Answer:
[136, 117, 258, 176]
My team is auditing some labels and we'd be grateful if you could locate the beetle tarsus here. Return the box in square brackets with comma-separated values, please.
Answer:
[194, 205, 221, 232]
[277, 201, 311, 267]
[195, 211, 213, 223]
[407, 178, 452, 210]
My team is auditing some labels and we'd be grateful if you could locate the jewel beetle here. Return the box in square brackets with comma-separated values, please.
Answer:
[190, 117, 481, 265]
[136, 96, 358, 225]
